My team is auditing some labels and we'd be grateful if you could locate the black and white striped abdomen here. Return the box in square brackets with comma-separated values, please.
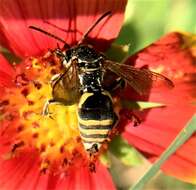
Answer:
[78, 91, 117, 152]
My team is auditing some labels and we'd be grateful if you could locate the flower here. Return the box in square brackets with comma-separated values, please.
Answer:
[0, 0, 127, 189]
[0, 0, 196, 189]
[121, 32, 196, 183]
[0, 0, 126, 57]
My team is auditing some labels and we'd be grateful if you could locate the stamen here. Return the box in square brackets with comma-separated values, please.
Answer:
[0, 55, 92, 173]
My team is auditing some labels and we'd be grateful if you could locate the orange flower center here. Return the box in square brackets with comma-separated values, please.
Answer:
[0, 55, 91, 173]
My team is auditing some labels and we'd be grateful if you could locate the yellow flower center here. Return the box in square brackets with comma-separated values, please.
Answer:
[0, 56, 89, 173]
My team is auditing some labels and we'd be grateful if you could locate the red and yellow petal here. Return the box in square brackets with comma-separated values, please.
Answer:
[56, 163, 115, 190]
[122, 32, 196, 183]
[0, 149, 115, 190]
[0, 0, 127, 58]
[0, 148, 115, 190]
[1, 56, 84, 171]
[123, 106, 196, 183]
[0, 53, 15, 88]
[129, 32, 195, 74]
[0, 54, 116, 189]
[0, 53, 15, 75]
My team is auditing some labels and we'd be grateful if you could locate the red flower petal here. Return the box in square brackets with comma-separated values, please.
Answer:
[0, 55, 116, 190]
[0, 148, 115, 190]
[0, 53, 15, 88]
[123, 106, 196, 183]
[0, 0, 127, 58]
[0, 149, 44, 190]
[0, 53, 15, 75]
[122, 32, 196, 183]
[130, 32, 194, 73]
[54, 163, 115, 190]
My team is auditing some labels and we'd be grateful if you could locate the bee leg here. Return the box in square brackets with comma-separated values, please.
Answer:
[87, 144, 99, 173]
[89, 162, 96, 173]
[50, 70, 68, 89]
[42, 99, 63, 117]
[131, 113, 141, 127]
[113, 77, 126, 90]
[42, 99, 54, 116]
[105, 77, 125, 92]
[87, 144, 99, 156]
[120, 110, 141, 127]
[50, 73, 62, 86]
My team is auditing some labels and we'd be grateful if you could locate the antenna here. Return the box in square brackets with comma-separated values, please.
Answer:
[29, 26, 70, 49]
[29, 11, 112, 47]
[78, 11, 112, 44]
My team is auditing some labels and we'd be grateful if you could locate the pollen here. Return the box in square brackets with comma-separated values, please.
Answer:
[0, 55, 88, 174]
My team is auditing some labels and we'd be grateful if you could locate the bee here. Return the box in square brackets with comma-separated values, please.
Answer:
[29, 12, 174, 157]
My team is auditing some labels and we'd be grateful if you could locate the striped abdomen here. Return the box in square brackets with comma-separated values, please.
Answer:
[78, 91, 117, 153]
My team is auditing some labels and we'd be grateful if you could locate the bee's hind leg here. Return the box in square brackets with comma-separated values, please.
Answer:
[120, 109, 141, 127]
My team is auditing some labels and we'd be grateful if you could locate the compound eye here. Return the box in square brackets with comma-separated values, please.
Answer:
[66, 49, 72, 60]
[55, 48, 64, 57]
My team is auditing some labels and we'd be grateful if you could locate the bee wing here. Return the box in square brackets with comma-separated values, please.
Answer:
[104, 60, 174, 95]
[52, 62, 80, 105]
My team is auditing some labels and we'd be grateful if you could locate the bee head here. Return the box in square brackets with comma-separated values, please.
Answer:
[54, 47, 73, 68]
[74, 45, 104, 71]
[54, 44, 104, 70]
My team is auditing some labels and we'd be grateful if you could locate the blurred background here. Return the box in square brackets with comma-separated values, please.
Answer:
[116, 0, 196, 55]
[111, 0, 196, 189]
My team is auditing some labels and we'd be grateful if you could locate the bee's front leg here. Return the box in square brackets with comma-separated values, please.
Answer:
[42, 99, 55, 116]
[42, 99, 63, 117]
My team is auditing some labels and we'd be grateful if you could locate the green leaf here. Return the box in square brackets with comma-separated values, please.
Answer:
[109, 136, 142, 166]
[164, 0, 196, 33]
[100, 152, 111, 167]
[121, 100, 165, 110]
[116, 0, 170, 55]
[106, 43, 129, 62]
[130, 114, 196, 190]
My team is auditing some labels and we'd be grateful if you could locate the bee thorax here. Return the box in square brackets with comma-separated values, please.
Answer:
[79, 70, 103, 92]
